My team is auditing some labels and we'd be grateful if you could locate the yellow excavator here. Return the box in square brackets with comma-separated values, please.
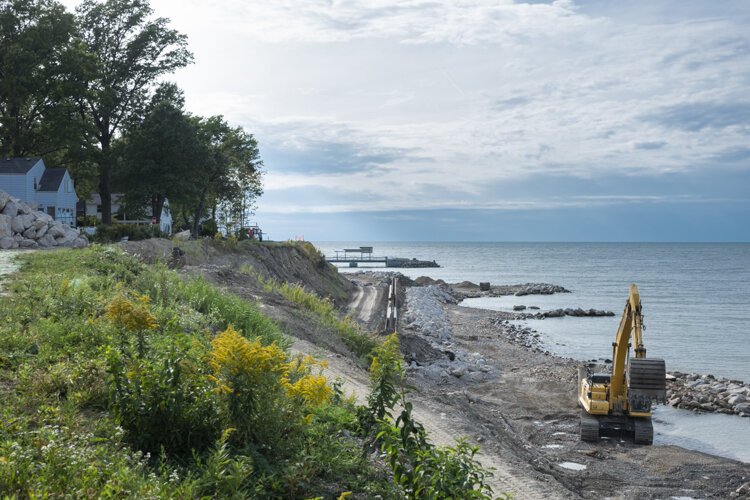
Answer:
[578, 284, 666, 444]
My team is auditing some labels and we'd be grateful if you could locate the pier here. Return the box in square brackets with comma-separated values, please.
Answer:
[326, 246, 439, 268]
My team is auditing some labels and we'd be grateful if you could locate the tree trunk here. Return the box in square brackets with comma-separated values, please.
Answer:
[99, 166, 112, 224]
[192, 187, 208, 237]
[99, 136, 113, 224]
[152, 194, 165, 223]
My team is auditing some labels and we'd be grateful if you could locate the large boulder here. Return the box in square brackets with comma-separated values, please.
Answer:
[11, 216, 25, 234]
[37, 233, 57, 248]
[17, 201, 31, 215]
[48, 224, 66, 238]
[55, 227, 81, 246]
[0, 236, 15, 249]
[1, 200, 18, 218]
[0, 213, 11, 238]
[19, 238, 38, 249]
[22, 227, 37, 240]
[35, 223, 48, 239]
[71, 237, 88, 248]
[0, 191, 9, 212]
[174, 229, 191, 241]
[37, 213, 53, 224]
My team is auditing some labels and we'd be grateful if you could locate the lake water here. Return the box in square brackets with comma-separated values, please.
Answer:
[315, 241, 750, 462]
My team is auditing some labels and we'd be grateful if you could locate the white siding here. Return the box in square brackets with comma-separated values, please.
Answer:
[0, 159, 44, 203]
[36, 171, 78, 226]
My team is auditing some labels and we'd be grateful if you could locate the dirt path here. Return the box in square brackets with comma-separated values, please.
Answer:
[345, 276, 387, 331]
[0, 250, 22, 296]
[346, 283, 382, 323]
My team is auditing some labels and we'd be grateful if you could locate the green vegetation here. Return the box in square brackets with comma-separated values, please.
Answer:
[0, 246, 497, 497]
[257, 274, 379, 362]
[91, 224, 167, 243]
[0, 247, 396, 497]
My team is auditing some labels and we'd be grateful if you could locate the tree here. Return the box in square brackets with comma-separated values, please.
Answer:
[76, 0, 192, 224]
[0, 0, 81, 157]
[117, 84, 203, 223]
[189, 116, 263, 237]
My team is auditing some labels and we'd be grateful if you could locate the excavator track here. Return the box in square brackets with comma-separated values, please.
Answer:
[633, 417, 654, 445]
[580, 410, 600, 442]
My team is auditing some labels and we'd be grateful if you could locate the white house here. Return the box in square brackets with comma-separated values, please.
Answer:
[0, 157, 78, 226]
[83, 192, 173, 235]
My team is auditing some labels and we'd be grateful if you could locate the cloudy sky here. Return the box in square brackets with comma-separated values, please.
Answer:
[66, 0, 750, 241]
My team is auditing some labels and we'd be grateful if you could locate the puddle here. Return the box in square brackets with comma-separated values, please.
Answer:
[543, 444, 563, 449]
[558, 461, 586, 471]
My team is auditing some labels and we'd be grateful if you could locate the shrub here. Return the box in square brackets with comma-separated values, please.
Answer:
[92, 224, 166, 243]
[106, 346, 220, 456]
[208, 326, 331, 459]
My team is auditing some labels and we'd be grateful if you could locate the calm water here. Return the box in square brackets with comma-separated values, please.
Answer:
[316, 242, 750, 462]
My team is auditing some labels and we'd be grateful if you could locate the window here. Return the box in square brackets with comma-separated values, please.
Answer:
[33, 177, 37, 190]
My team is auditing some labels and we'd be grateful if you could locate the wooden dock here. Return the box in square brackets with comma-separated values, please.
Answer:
[326, 246, 439, 268]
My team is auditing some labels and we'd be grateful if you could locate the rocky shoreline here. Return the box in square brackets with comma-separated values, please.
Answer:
[393, 276, 750, 497]
[452, 281, 570, 298]
[404, 278, 750, 422]
[666, 372, 750, 417]
[402, 284, 494, 383]
[515, 307, 615, 319]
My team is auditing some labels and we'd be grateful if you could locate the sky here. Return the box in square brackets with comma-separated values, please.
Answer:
[63, 0, 750, 241]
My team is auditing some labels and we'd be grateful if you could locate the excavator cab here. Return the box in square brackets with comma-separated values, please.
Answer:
[578, 285, 666, 445]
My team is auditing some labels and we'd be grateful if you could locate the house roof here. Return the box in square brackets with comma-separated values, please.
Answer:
[0, 157, 42, 174]
[38, 168, 67, 191]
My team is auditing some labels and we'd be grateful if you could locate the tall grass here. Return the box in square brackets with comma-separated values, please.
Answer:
[261, 277, 378, 361]
[0, 246, 396, 497]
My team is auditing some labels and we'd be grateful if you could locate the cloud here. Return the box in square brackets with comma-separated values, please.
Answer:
[225, 0, 591, 45]
[257, 120, 425, 175]
[710, 147, 750, 165]
[633, 141, 667, 150]
[642, 102, 750, 131]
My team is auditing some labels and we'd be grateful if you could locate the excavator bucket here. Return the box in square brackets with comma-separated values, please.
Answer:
[628, 358, 667, 403]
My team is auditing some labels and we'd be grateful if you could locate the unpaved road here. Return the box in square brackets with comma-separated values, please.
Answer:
[347, 283, 383, 325]
[340, 275, 570, 498]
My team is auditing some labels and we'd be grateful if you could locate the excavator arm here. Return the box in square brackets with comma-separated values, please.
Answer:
[610, 284, 646, 402]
